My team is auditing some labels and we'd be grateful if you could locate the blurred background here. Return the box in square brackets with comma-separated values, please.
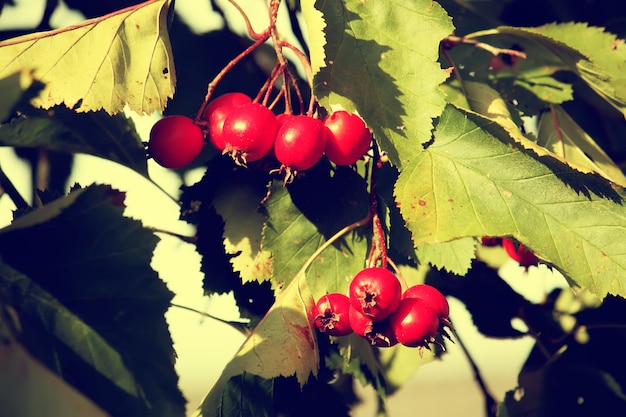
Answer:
[0, 1, 575, 416]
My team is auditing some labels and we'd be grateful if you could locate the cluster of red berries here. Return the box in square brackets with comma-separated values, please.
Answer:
[482, 236, 539, 269]
[313, 267, 451, 349]
[147, 92, 373, 177]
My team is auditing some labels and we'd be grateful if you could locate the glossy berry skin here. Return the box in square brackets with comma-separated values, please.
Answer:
[148, 115, 204, 169]
[221, 103, 277, 163]
[402, 284, 449, 319]
[349, 267, 401, 322]
[274, 115, 327, 171]
[389, 298, 440, 347]
[314, 293, 353, 337]
[323, 111, 372, 166]
[502, 238, 538, 269]
[202, 92, 251, 152]
[349, 306, 397, 347]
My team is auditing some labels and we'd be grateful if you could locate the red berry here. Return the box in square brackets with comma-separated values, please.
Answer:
[402, 284, 449, 319]
[313, 293, 353, 337]
[502, 238, 538, 268]
[323, 111, 372, 166]
[222, 102, 277, 164]
[202, 92, 252, 152]
[274, 115, 327, 171]
[148, 115, 204, 169]
[349, 267, 401, 321]
[389, 298, 440, 347]
[349, 306, 397, 347]
[481, 236, 501, 247]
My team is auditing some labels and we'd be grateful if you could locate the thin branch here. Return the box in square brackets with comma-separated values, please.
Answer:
[450, 327, 499, 417]
[0, 165, 29, 210]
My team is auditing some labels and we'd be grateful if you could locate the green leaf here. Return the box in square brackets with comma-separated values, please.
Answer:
[0, 70, 42, 122]
[537, 105, 626, 187]
[213, 172, 272, 284]
[415, 237, 476, 276]
[460, 80, 619, 184]
[313, 0, 453, 168]
[0, 184, 185, 417]
[395, 105, 626, 299]
[0, 0, 175, 115]
[0, 321, 110, 417]
[481, 23, 626, 117]
[197, 275, 318, 417]
[0, 262, 141, 398]
[0, 107, 149, 177]
[262, 164, 370, 296]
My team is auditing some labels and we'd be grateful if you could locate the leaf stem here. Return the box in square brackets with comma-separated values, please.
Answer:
[0, 165, 29, 210]
[170, 302, 250, 334]
[442, 34, 527, 59]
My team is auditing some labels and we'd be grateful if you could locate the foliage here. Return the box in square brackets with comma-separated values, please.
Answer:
[1, 0, 626, 417]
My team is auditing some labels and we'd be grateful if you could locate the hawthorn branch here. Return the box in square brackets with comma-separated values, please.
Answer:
[0, 165, 29, 210]
[450, 327, 499, 417]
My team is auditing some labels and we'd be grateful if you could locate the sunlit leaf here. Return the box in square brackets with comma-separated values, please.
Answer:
[415, 237, 476, 276]
[0, 0, 175, 115]
[313, 0, 453, 168]
[537, 105, 626, 187]
[480, 23, 626, 117]
[461, 80, 618, 182]
[196, 274, 318, 417]
[395, 105, 626, 299]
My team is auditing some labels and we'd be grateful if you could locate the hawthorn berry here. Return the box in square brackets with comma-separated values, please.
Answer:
[202, 92, 252, 152]
[502, 238, 538, 269]
[389, 298, 440, 347]
[402, 284, 449, 320]
[221, 102, 278, 164]
[349, 306, 397, 347]
[273, 114, 327, 172]
[349, 267, 401, 321]
[148, 115, 205, 169]
[323, 110, 372, 166]
[313, 293, 353, 337]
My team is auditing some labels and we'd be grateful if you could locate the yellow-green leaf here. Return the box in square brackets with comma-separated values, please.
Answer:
[0, 0, 175, 115]
[196, 274, 319, 417]
[537, 105, 626, 187]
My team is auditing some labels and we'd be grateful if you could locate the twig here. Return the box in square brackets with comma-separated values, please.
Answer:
[0, 165, 29, 210]
[450, 326, 499, 417]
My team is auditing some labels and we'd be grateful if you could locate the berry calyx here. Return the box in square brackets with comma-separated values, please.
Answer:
[313, 293, 353, 337]
[148, 115, 205, 169]
[349, 306, 398, 347]
[389, 298, 440, 348]
[274, 114, 328, 172]
[221, 102, 278, 164]
[349, 267, 402, 321]
[402, 284, 450, 320]
[323, 110, 372, 166]
[502, 238, 538, 269]
[202, 92, 252, 152]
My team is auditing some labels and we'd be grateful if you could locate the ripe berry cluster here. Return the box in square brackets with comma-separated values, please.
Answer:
[313, 267, 451, 349]
[147, 92, 373, 179]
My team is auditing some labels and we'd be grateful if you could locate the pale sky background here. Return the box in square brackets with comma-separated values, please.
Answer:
[0, 1, 569, 416]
